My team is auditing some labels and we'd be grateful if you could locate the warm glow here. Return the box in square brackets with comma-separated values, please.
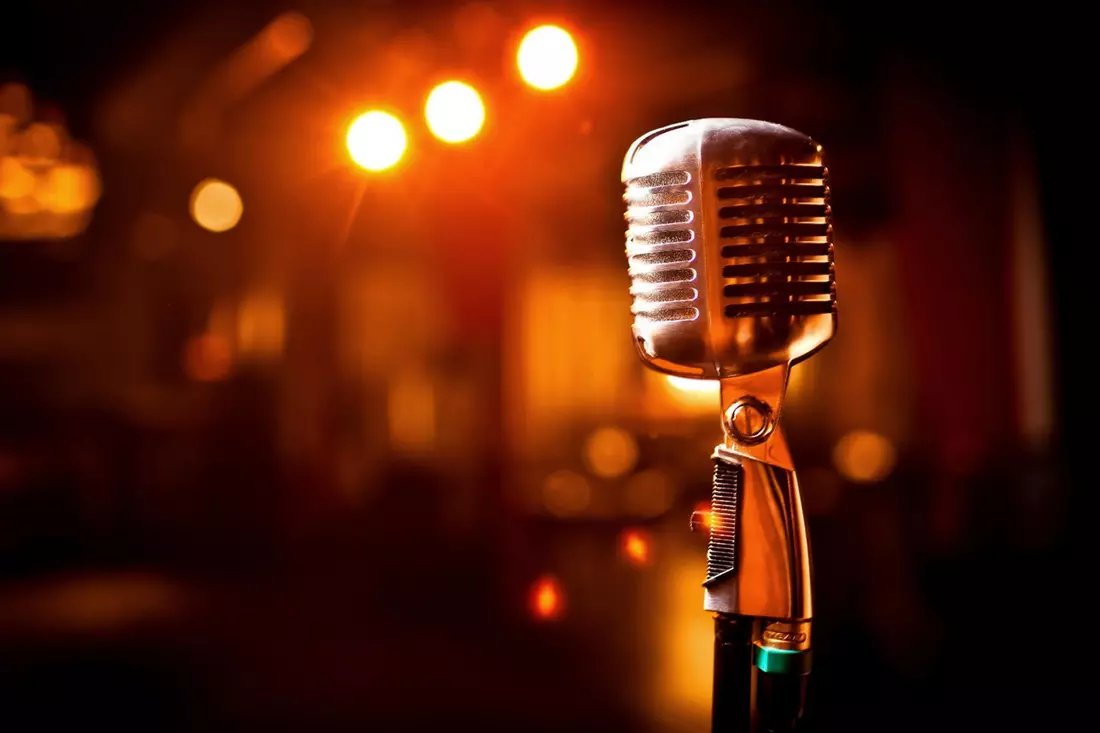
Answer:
[183, 334, 233, 382]
[658, 375, 720, 415]
[346, 111, 407, 171]
[508, 268, 633, 456]
[517, 25, 578, 90]
[654, 553, 715, 724]
[39, 165, 101, 214]
[0, 156, 35, 199]
[692, 502, 712, 531]
[542, 470, 591, 517]
[832, 429, 897, 483]
[666, 376, 719, 394]
[387, 369, 437, 455]
[623, 469, 675, 517]
[582, 426, 639, 479]
[530, 576, 564, 620]
[620, 528, 653, 566]
[266, 11, 313, 60]
[190, 179, 243, 233]
[237, 293, 286, 360]
[424, 81, 485, 143]
[23, 122, 62, 160]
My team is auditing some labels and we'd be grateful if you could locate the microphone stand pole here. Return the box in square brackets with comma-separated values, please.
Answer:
[712, 613, 756, 733]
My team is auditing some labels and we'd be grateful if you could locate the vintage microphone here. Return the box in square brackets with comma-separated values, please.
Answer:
[621, 118, 837, 732]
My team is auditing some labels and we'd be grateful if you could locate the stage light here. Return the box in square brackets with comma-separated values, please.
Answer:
[425, 81, 484, 143]
[190, 179, 242, 233]
[346, 111, 407, 171]
[517, 25, 577, 90]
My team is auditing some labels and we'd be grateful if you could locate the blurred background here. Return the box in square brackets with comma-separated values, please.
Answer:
[0, 1, 1081, 731]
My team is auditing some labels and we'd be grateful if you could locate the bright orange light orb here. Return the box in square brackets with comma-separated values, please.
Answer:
[346, 110, 407, 171]
[530, 575, 564, 621]
[517, 25, 578, 90]
[425, 81, 485, 143]
[620, 528, 652, 566]
[190, 179, 243, 233]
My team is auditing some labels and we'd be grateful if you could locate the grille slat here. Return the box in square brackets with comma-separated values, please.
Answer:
[632, 268, 695, 285]
[631, 229, 694, 245]
[627, 170, 690, 187]
[635, 306, 699, 322]
[725, 301, 835, 317]
[632, 287, 697, 304]
[721, 242, 832, 258]
[625, 189, 692, 207]
[718, 184, 826, 200]
[724, 281, 833, 298]
[720, 222, 830, 239]
[715, 165, 825, 183]
[630, 250, 695, 267]
[628, 209, 694, 227]
[718, 203, 828, 220]
[724, 261, 832, 278]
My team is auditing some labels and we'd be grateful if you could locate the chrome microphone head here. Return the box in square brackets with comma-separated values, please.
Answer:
[623, 118, 836, 380]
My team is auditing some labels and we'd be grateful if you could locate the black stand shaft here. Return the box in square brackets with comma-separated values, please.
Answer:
[712, 614, 755, 733]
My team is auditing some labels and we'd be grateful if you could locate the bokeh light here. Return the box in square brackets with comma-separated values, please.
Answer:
[183, 333, 233, 382]
[832, 429, 898, 483]
[582, 426, 639, 479]
[189, 179, 243, 233]
[266, 11, 313, 60]
[619, 528, 653, 566]
[23, 122, 62, 160]
[529, 575, 564, 621]
[0, 156, 35, 199]
[237, 293, 286, 360]
[40, 165, 101, 214]
[542, 470, 591, 517]
[622, 468, 675, 517]
[517, 25, 578, 90]
[666, 376, 719, 394]
[346, 111, 407, 171]
[424, 81, 485, 143]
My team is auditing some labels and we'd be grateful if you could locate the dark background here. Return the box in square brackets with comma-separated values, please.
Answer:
[0, 1, 1083, 731]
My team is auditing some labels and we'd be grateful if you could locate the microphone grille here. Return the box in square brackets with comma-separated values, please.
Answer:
[717, 163, 836, 319]
[624, 170, 700, 323]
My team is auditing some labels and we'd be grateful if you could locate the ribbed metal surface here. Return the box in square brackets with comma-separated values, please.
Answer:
[717, 164, 835, 319]
[624, 169, 699, 323]
[707, 458, 743, 580]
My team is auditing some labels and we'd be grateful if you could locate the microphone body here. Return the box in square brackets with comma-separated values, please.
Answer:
[622, 119, 836, 732]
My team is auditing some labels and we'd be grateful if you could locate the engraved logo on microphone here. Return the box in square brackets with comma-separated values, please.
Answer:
[763, 629, 807, 644]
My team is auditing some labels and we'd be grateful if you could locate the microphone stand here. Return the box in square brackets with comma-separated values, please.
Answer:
[712, 613, 756, 733]
[712, 612, 810, 732]
[702, 392, 813, 733]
